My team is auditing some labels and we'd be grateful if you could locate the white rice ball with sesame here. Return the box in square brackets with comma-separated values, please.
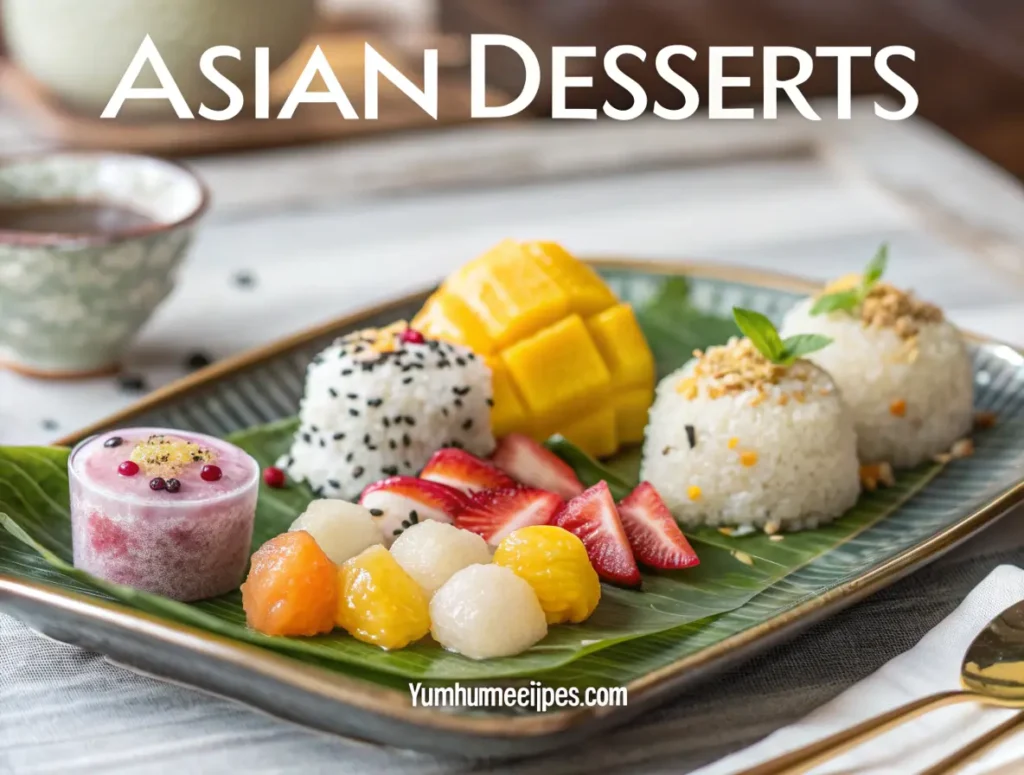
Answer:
[280, 326, 495, 500]
[389, 521, 492, 596]
[430, 564, 548, 659]
[781, 298, 973, 468]
[641, 341, 860, 531]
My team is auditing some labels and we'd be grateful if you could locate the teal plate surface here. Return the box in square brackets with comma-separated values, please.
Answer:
[1, 261, 1022, 757]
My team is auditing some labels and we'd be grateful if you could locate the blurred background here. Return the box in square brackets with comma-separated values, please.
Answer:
[0, 0, 1021, 177]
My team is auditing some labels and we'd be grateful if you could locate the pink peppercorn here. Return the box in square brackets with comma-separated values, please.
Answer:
[200, 464, 223, 482]
[400, 328, 425, 344]
[118, 460, 140, 477]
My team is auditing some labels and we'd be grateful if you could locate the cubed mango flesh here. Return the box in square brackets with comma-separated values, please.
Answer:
[586, 304, 655, 390]
[412, 240, 656, 456]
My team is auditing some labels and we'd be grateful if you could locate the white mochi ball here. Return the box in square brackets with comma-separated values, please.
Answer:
[430, 564, 547, 660]
[389, 521, 492, 596]
[289, 499, 383, 565]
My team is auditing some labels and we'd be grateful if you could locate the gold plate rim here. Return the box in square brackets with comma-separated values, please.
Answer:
[4, 257, 1024, 741]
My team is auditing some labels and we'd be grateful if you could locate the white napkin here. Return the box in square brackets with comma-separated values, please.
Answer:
[699, 565, 1024, 775]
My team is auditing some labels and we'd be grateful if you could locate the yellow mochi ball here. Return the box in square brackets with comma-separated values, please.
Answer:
[493, 525, 601, 625]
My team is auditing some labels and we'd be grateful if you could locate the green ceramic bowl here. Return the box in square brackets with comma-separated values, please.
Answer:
[0, 152, 209, 378]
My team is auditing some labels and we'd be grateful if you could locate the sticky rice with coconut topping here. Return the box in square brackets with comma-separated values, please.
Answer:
[780, 249, 973, 468]
[640, 323, 860, 532]
[280, 323, 495, 500]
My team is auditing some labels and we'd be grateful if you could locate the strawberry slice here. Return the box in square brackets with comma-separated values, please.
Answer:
[553, 481, 641, 587]
[617, 482, 700, 570]
[420, 448, 515, 495]
[491, 433, 585, 500]
[360, 476, 469, 545]
[455, 487, 563, 546]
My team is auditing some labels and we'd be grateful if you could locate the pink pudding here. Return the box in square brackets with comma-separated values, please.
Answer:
[69, 428, 260, 601]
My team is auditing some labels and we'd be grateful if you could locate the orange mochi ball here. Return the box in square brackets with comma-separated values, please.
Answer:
[241, 530, 338, 637]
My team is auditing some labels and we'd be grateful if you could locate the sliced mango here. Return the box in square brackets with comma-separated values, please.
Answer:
[586, 303, 655, 390]
[444, 240, 570, 350]
[560, 407, 618, 459]
[614, 387, 654, 445]
[487, 357, 530, 439]
[414, 240, 656, 457]
[526, 241, 617, 317]
[502, 315, 611, 417]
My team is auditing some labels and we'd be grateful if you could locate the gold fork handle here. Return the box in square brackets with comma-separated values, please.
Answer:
[735, 690, 982, 775]
[917, 710, 1024, 775]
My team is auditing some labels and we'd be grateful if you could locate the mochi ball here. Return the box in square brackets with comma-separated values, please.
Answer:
[430, 564, 547, 659]
[289, 499, 383, 565]
[389, 521, 492, 596]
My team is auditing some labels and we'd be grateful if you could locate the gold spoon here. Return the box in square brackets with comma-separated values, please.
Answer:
[738, 599, 1024, 775]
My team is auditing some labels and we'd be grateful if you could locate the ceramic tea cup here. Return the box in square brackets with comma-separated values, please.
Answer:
[0, 152, 209, 378]
[1, 0, 316, 115]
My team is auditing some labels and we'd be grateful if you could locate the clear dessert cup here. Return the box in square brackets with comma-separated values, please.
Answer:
[69, 428, 259, 601]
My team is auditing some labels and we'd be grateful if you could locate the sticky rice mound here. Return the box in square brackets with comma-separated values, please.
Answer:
[781, 282, 973, 468]
[641, 337, 860, 531]
[280, 323, 495, 500]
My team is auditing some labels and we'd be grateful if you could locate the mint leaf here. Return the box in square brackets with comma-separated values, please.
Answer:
[862, 243, 889, 291]
[732, 308, 784, 362]
[810, 289, 861, 316]
[779, 333, 833, 364]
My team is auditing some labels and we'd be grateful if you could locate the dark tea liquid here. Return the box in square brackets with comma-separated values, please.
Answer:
[0, 200, 156, 236]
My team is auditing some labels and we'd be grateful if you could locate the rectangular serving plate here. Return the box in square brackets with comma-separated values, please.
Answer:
[2, 259, 1023, 758]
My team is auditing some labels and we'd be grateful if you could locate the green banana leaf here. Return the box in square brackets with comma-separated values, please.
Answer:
[0, 274, 976, 685]
[0, 429, 939, 682]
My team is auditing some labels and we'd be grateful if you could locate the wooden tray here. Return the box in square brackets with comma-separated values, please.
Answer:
[0, 33, 481, 156]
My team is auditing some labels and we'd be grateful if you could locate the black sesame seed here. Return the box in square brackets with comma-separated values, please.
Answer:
[349, 408, 359, 417]
[367, 444, 378, 451]
[467, 353, 476, 361]
[313, 486, 325, 497]
[442, 408, 449, 417]
[165, 478, 181, 493]
[363, 433, 372, 445]
[319, 439, 326, 448]
[456, 357, 466, 366]
[103, 436, 124, 448]
[462, 419, 473, 431]
[685, 425, 697, 449]
[401, 520, 411, 529]
[149, 477, 167, 491]
[453, 386, 471, 396]
[332, 432, 345, 441]
[328, 479, 341, 489]
[346, 452, 354, 463]
[185, 352, 212, 371]
[369, 508, 384, 517]
[409, 510, 419, 524]
[353, 466, 365, 478]
[116, 373, 148, 393]
[383, 418, 391, 428]
[389, 440, 397, 450]
[402, 377, 414, 385]
[486, 398, 494, 407]
[302, 432, 312, 443]
[402, 434, 411, 447]
[367, 398, 383, 407]
[404, 461, 413, 469]
[662, 446, 674, 456]
[310, 425, 319, 432]
[406, 416, 416, 426]
[341, 369, 353, 376]
[347, 393, 358, 400]
[450, 440, 464, 450]
[328, 388, 338, 398]
[393, 528, 403, 536]
[382, 465, 398, 476]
